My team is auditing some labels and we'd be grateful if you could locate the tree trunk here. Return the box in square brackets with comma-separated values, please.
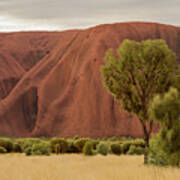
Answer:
[140, 120, 150, 164]
[144, 146, 148, 164]
[144, 134, 150, 164]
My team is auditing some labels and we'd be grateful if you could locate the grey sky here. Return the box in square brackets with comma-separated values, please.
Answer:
[0, 0, 179, 31]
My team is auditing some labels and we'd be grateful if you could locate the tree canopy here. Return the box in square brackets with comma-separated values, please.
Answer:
[101, 39, 180, 164]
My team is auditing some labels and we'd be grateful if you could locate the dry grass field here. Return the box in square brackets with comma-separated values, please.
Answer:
[0, 154, 180, 180]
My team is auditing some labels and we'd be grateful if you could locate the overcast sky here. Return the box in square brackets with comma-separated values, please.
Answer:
[0, 0, 179, 32]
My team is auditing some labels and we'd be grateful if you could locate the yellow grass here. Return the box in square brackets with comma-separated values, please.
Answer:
[0, 154, 180, 180]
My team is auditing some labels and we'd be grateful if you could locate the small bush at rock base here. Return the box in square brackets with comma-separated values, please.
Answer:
[83, 141, 94, 156]
[13, 143, 22, 153]
[97, 143, 109, 156]
[111, 143, 122, 155]
[0, 139, 13, 152]
[31, 143, 51, 156]
[50, 138, 68, 153]
[131, 139, 145, 148]
[74, 138, 89, 152]
[121, 142, 131, 154]
[54, 144, 61, 154]
[67, 140, 79, 153]
[127, 145, 144, 155]
[91, 139, 100, 150]
[25, 147, 32, 156]
[22, 138, 42, 152]
[73, 135, 79, 140]
[0, 146, 7, 153]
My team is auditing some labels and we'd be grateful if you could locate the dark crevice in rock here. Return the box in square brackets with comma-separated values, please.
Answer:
[21, 87, 38, 132]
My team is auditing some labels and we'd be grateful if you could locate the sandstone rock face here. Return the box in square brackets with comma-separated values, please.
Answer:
[0, 22, 179, 138]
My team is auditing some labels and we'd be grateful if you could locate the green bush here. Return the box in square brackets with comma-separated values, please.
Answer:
[148, 132, 180, 166]
[22, 138, 42, 151]
[22, 138, 48, 156]
[15, 139, 26, 148]
[15, 139, 24, 145]
[31, 142, 51, 156]
[0, 139, 13, 152]
[149, 88, 180, 166]
[131, 139, 145, 148]
[121, 142, 131, 154]
[13, 143, 22, 153]
[83, 141, 94, 156]
[25, 147, 32, 156]
[54, 144, 61, 154]
[74, 138, 89, 152]
[101, 137, 108, 141]
[111, 143, 122, 155]
[119, 137, 134, 141]
[108, 137, 119, 141]
[73, 135, 79, 140]
[148, 135, 168, 166]
[0, 146, 7, 153]
[127, 145, 144, 155]
[91, 139, 100, 149]
[50, 138, 68, 153]
[97, 143, 109, 156]
[67, 140, 79, 153]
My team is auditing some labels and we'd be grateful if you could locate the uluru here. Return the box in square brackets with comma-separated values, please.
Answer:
[0, 22, 179, 138]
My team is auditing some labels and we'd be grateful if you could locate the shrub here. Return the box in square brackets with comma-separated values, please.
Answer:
[149, 88, 180, 166]
[131, 139, 145, 148]
[111, 143, 122, 155]
[50, 138, 68, 153]
[22, 138, 42, 151]
[74, 138, 89, 152]
[119, 137, 134, 141]
[108, 137, 119, 141]
[83, 141, 94, 156]
[13, 143, 22, 153]
[25, 147, 32, 156]
[54, 144, 61, 154]
[148, 135, 168, 166]
[31, 142, 51, 156]
[101, 137, 108, 141]
[97, 143, 109, 156]
[0, 139, 13, 152]
[73, 135, 79, 140]
[127, 145, 136, 155]
[91, 139, 100, 150]
[121, 142, 131, 154]
[127, 145, 144, 155]
[0, 146, 7, 153]
[15, 139, 26, 147]
[67, 140, 79, 153]
[135, 146, 144, 155]
[148, 132, 180, 166]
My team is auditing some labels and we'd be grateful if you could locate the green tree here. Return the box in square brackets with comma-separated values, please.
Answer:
[149, 87, 180, 166]
[101, 39, 180, 164]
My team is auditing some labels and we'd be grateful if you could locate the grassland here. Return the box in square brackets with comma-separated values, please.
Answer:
[0, 154, 180, 180]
